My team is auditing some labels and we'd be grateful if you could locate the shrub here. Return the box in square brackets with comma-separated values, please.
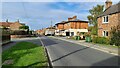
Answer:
[10, 30, 28, 35]
[110, 25, 120, 46]
[92, 36, 110, 44]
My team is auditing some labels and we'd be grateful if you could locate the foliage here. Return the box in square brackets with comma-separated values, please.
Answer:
[84, 32, 91, 37]
[0, 28, 10, 42]
[19, 25, 29, 30]
[92, 36, 110, 45]
[2, 42, 47, 67]
[10, 30, 28, 35]
[87, 4, 104, 35]
[88, 26, 98, 35]
[110, 25, 120, 46]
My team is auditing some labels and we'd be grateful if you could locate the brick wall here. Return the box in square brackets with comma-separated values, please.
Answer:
[57, 24, 64, 30]
[98, 13, 119, 37]
[64, 21, 88, 29]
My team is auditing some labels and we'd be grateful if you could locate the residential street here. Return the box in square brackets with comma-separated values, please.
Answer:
[40, 36, 119, 67]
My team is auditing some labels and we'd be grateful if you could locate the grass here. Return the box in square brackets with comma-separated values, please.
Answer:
[2, 42, 47, 68]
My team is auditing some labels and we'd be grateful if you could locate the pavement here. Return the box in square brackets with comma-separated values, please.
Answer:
[50, 36, 119, 56]
[40, 36, 119, 67]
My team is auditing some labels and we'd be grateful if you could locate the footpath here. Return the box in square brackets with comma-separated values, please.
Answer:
[50, 36, 119, 56]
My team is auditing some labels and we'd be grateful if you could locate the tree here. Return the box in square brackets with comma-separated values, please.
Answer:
[87, 5, 104, 35]
[19, 25, 29, 34]
[19, 25, 29, 30]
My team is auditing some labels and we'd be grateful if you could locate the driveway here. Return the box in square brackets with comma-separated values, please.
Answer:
[40, 36, 119, 67]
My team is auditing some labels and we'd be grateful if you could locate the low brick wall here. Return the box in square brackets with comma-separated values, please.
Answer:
[11, 35, 29, 38]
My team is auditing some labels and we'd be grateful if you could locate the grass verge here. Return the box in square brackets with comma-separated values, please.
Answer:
[2, 42, 47, 68]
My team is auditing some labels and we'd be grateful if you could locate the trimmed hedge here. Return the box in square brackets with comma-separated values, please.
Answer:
[0, 28, 10, 44]
[92, 36, 110, 45]
[10, 30, 28, 35]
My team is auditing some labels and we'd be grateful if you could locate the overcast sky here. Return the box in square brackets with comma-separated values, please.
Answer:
[1, 0, 119, 30]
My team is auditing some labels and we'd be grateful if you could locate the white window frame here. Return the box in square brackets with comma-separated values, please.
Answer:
[102, 31, 109, 37]
[102, 15, 109, 23]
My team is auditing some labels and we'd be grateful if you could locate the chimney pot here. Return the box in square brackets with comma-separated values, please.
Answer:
[105, 0, 112, 9]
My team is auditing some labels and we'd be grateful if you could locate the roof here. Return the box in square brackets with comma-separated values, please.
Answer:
[98, 2, 120, 17]
[55, 21, 67, 25]
[0, 22, 13, 27]
[55, 19, 88, 25]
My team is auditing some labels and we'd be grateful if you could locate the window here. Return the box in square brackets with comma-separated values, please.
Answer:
[71, 32, 74, 36]
[103, 16, 108, 23]
[67, 23, 70, 26]
[103, 31, 108, 37]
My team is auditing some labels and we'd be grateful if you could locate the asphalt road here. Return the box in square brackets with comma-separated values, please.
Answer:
[40, 36, 119, 67]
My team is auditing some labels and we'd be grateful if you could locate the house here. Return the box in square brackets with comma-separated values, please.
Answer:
[45, 26, 56, 36]
[97, 0, 120, 37]
[55, 16, 88, 36]
[55, 21, 66, 36]
[0, 20, 25, 30]
[0, 21, 13, 28]
[10, 20, 25, 30]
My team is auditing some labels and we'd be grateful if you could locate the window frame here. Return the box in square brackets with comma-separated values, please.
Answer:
[102, 30, 109, 37]
[102, 15, 109, 23]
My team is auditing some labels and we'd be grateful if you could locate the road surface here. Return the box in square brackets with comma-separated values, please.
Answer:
[40, 36, 119, 67]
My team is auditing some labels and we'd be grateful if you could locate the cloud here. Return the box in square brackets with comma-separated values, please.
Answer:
[1, 0, 120, 2]
[2, 1, 119, 30]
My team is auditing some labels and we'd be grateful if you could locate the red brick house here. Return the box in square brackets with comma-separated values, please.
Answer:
[55, 16, 88, 36]
[97, 0, 120, 37]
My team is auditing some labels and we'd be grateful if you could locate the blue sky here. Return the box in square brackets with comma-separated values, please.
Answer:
[1, 1, 119, 30]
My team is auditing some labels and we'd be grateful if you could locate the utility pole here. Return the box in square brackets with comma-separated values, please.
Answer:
[51, 20, 52, 36]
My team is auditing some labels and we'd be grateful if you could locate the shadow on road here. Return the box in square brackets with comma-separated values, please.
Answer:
[52, 47, 89, 63]
[90, 56, 119, 68]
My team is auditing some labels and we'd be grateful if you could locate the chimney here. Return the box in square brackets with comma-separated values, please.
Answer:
[105, 0, 112, 9]
[6, 19, 8, 22]
[68, 18, 72, 21]
[16, 19, 20, 23]
[73, 16, 77, 20]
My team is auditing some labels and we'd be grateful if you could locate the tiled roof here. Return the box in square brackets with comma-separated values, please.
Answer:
[98, 2, 120, 17]
[0, 22, 13, 27]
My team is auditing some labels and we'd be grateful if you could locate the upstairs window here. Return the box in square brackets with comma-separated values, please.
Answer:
[103, 16, 108, 23]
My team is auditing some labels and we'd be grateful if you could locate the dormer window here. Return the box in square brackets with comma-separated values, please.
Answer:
[103, 16, 108, 23]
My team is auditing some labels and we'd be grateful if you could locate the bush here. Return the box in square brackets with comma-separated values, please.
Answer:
[110, 25, 120, 46]
[10, 30, 28, 35]
[92, 36, 110, 44]
[0, 28, 10, 43]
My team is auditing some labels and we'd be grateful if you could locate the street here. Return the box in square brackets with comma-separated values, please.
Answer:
[40, 36, 119, 67]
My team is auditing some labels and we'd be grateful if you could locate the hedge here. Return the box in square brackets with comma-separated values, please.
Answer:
[92, 36, 110, 45]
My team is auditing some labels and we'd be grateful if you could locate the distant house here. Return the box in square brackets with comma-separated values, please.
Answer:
[55, 16, 88, 36]
[55, 21, 66, 36]
[10, 20, 25, 30]
[0, 22, 13, 28]
[0, 20, 25, 31]
[97, 0, 120, 37]
[45, 27, 56, 36]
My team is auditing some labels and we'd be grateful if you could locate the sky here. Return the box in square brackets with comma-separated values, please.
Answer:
[1, 0, 119, 30]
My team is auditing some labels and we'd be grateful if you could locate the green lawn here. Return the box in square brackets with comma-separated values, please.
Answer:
[2, 42, 47, 68]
